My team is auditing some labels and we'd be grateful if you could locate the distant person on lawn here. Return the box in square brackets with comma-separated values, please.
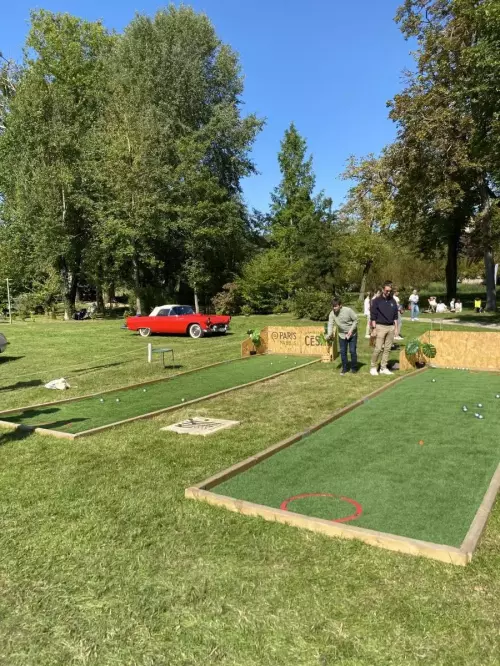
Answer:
[363, 292, 372, 338]
[370, 281, 399, 376]
[328, 298, 358, 376]
[474, 298, 482, 313]
[409, 289, 420, 321]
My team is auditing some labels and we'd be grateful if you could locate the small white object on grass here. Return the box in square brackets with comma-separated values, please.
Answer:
[99, 398, 104, 403]
[432, 379, 436, 383]
[462, 406, 468, 412]
[496, 394, 500, 399]
[181, 398, 185, 402]
[477, 403, 483, 408]
[143, 388, 147, 393]
[116, 398, 120, 403]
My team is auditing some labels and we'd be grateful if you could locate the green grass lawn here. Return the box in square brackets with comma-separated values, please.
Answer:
[0, 317, 499, 665]
[215, 369, 500, 547]
[0, 354, 316, 434]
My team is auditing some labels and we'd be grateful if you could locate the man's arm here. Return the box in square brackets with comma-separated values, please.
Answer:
[346, 308, 358, 337]
[370, 298, 377, 329]
[327, 311, 335, 337]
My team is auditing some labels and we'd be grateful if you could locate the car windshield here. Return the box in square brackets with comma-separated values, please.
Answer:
[172, 306, 194, 315]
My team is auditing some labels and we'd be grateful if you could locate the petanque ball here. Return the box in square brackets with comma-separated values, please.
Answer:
[478, 414, 484, 419]
[432, 379, 436, 383]
[477, 403, 483, 408]
[462, 406, 468, 412]
[99, 398, 104, 403]
[116, 398, 120, 403]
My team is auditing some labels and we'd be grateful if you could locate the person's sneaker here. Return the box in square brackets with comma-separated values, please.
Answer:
[370, 367, 379, 376]
[380, 368, 393, 375]
[340, 371, 347, 376]
[394, 335, 403, 340]
[365, 335, 371, 339]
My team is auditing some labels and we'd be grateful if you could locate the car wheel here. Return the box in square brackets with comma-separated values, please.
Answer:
[138, 328, 151, 337]
[188, 324, 204, 339]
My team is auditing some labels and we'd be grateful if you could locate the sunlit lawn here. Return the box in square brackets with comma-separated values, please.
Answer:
[0, 315, 499, 665]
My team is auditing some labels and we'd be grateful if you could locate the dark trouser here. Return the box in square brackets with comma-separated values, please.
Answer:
[339, 334, 357, 372]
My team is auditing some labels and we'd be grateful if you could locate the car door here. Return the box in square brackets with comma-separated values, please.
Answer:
[155, 308, 171, 334]
[170, 306, 187, 334]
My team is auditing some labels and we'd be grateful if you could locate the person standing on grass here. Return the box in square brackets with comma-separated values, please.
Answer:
[409, 289, 420, 321]
[327, 298, 358, 376]
[393, 290, 403, 340]
[370, 281, 399, 376]
[474, 297, 482, 313]
[363, 292, 372, 338]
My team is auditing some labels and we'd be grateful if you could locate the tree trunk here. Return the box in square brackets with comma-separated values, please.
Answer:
[132, 256, 143, 315]
[484, 248, 496, 311]
[194, 286, 200, 314]
[107, 282, 116, 308]
[359, 260, 373, 301]
[96, 284, 105, 315]
[62, 269, 78, 320]
[445, 227, 460, 301]
[478, 180, 497, 311]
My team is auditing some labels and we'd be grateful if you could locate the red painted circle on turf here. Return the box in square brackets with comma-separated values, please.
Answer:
[280, 493, 363, 523]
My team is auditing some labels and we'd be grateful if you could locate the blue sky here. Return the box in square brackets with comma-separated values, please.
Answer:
[1, 1, 415, 212]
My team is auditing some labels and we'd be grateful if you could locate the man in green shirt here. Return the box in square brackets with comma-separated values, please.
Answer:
[327, 298, 358, 375]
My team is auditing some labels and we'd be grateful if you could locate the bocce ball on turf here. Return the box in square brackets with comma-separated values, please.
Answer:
[477, 403, 483, 408]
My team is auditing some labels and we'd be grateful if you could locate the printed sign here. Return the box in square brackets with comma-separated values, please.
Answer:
[241, 326, 337, 358]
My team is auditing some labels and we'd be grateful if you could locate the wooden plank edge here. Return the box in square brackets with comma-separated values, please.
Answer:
[71, 358, 320, 438]
[460, 463, 500, 561]
[185, 488, 467, 566]
[0, 355, 265, 417]
[0, 420, 75, 440]
[190, 367, 427, 491]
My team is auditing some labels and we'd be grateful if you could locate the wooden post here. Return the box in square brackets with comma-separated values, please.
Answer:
[147, 343, 152, 363]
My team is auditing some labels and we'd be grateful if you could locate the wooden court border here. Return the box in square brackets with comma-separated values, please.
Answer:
[185, 367, 500, 566]
[0, 357, 320, 440]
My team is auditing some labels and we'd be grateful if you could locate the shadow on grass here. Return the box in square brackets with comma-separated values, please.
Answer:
[0, 355, 25, 364]
[0, 428, 34, 447]
[1, 407, 88, 431]
[0, 379, 44, 392]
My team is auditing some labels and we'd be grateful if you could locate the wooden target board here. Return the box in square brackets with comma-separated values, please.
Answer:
[241, 326, 338, 359]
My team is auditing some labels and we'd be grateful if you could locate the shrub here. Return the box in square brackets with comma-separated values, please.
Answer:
[238, 249, 291, 313]
[292, 289, 332, 320]
[212, 283, 242, 315]
[240, 304, 253, 316]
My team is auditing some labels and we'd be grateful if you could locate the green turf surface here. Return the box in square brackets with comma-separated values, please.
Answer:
[0, 355, 316, 434]
[215, 369, 500, 547]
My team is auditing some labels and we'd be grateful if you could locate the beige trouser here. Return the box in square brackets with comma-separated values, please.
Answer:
[371, 324, 395, 370]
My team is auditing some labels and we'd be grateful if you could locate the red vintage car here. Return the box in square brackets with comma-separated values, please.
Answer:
[126, 304, 231, 339]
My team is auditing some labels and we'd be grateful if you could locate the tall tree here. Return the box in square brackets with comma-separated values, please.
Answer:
[393, 0, 500, 308]
[0, 11, 113, 317]
[90, 7, 262, 314]
[270, 123, 338, 295]
[339, 153, 395, 300]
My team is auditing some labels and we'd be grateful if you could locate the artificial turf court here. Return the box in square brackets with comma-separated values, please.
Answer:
[0, 354, 316, 435]
[202, 369, 500, 556]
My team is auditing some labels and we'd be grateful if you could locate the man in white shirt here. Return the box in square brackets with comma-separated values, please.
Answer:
[409, 289, 420, 321]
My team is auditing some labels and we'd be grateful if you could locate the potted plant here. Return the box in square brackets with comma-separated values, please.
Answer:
[404, 338, 437, 368]
[246, 329, 262, 355]
[318, 323, 334, 362]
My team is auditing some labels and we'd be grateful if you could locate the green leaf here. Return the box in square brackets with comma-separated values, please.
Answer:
[405, 339, 421, 358]
[422, 342, 437, 359]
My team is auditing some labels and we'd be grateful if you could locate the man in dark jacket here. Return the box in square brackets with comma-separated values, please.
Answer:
[370, 281, 398, 376]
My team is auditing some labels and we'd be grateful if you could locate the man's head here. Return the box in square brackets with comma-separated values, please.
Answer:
[332, 298, 342, 314]
[382, 281, 393, 298]
[412, 289, 418, 295]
